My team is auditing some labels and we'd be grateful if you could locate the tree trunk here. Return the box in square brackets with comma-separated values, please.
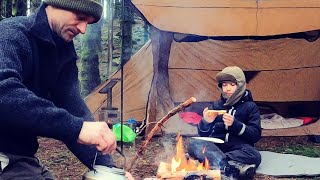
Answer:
[14, 0, 27, 16]
[143, 21, 149, 43]
[0, 0, 3, 20]
[114, 0, 121, 20]
[106, 0, 114, 77]
[5, 0, 12, 18]
[146, 26, 174, 135]
[79, 21, 103, 97]
[121, 0, 133, 63]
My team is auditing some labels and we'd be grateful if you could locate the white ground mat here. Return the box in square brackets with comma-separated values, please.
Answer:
[256, 151, 320, 177]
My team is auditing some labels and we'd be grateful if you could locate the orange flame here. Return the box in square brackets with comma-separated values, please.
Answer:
[170, 135, 210, 172]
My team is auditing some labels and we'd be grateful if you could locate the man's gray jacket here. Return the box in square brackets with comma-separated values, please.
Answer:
[0, 4, 112, 168]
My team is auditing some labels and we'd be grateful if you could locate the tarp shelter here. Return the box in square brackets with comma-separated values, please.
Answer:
[85, 0, 320, 136]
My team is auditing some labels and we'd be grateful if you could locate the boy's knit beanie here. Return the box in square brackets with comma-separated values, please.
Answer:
[216, 66, 245, 84]
[43, 0, 103, 23]
[216, 66, 247, 107]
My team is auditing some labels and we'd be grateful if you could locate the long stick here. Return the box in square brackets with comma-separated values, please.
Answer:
[126, 97, 196, 171]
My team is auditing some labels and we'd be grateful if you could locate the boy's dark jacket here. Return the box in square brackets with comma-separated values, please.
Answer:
[198, 90, 261, 146]
[0, 4, 112, 168]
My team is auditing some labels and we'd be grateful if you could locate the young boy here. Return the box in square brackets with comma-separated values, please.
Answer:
[187, 66, 261, 180]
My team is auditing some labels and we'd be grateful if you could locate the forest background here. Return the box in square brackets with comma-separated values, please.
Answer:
[0, 0, 149, 96]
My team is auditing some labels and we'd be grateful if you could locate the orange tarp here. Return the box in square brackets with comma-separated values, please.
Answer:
[86, 38, 320, 122]
[169, 39, 320, 70]
[168, 38, 320, 102]
[85, 42, 153, 121]
[132, 0, 320, 36]
[170, 68, 320, 102]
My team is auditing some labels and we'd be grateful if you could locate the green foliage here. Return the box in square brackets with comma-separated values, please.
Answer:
[1, 0, 28, 18]
[271, 144, 320, 158]
[15, 0, 27, 16]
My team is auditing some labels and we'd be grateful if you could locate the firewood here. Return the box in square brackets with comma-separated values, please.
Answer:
[126, 97, 196, 171]
[157, 162, 221, 180]
[158, 171, 221, 180]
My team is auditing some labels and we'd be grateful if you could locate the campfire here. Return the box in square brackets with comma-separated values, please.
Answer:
[126, 97, 220, 179]
[157, 135, 221, 180]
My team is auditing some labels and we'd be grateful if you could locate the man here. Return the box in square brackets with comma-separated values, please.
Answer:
[0, 0, 131, 179]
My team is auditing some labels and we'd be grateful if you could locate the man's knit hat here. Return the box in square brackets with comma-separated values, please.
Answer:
[43, 0, 103, 23]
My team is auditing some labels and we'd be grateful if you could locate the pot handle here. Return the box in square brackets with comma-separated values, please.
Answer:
[116, 148, 126, 170]
[92, 148, 126, 171]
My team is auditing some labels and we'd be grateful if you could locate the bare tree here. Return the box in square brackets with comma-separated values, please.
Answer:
[79, 21, 103, 97]
[14, 0, 27, 16]
[0, 0, 3, 20]
[121, 0, 134, 63]
[5, 0, 12, 18]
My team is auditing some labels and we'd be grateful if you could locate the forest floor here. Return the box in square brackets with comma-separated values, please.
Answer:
[37, 135, 320, 180]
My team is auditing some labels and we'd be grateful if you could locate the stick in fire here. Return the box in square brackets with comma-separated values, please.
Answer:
[126, 97, 197, 171]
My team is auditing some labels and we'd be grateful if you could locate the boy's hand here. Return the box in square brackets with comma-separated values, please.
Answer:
[223, 113, 234, 127]
[203, 107, 218, 123]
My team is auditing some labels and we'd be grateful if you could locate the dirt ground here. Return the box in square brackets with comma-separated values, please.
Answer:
[37, 135, 320, 180]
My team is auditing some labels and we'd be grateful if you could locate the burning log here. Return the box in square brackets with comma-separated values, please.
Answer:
[157, 162, 221, 180]
[156, 135, 221, 180]
[126, 97, 196, 171]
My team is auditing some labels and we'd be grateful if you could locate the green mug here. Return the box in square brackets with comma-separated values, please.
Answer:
[112, 124, 136, 142]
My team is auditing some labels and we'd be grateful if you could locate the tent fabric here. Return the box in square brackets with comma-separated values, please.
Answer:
[168, 38, 320, 102]
[85, 42, 154, 122]
[169, 67, 320, 102]
[85, 38, 320, 123]
[84, 1, 320, 137]
[84, 44, 320, 136]
[169, 38, 320, 71]
[132, 0, 320, 36]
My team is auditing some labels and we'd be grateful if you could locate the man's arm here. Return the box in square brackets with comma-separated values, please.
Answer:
[53, 53, 115, 167]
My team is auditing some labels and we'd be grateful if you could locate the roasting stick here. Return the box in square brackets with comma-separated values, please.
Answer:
[126, 97, 196, 171]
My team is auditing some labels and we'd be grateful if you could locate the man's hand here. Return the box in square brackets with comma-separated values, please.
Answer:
[222, 113, 235, 127]
[77, 121, 116, 155]
[203, 107, 218, 123]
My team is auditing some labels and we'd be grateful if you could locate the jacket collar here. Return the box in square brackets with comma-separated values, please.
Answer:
[221, 90, 254, 107]
[29, 3, 56, 46]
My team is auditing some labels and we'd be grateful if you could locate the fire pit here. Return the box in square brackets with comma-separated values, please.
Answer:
[157, 162, 220, 179]
[156, 135, 221, 180]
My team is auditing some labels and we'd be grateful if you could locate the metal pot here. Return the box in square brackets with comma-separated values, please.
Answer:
[83, 165, 127, 180]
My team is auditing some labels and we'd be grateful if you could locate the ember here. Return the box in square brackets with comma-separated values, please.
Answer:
[157, 135, 221, 180]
